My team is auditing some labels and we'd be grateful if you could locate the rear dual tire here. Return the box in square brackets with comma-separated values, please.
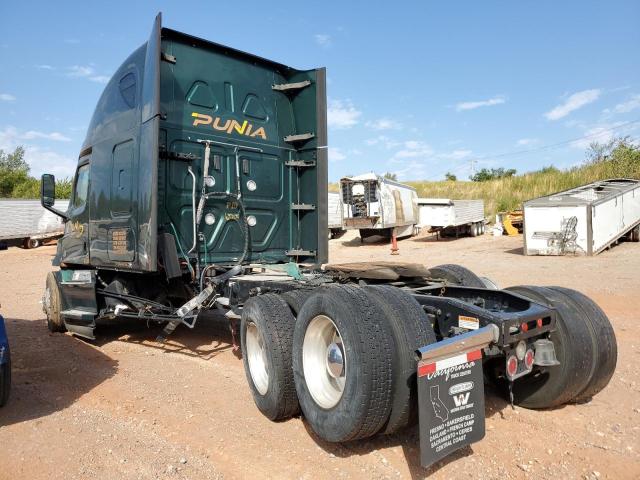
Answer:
[241, 294, 300, 421]
[292, 285, 395, 442]
[242, 285, 437, 442]
[505, 286, 617, 408]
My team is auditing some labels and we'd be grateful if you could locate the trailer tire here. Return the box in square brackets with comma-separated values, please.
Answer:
[630, 225, 640, 242]
[22, 237, 40, 249]
[44, 272, 65, 333]
[505, 286, 595, 408]
[546, 287, 617, 402]
[0, 353, 10, 408]
[241, 294, 299, 421]
[428, 264, 485, 288]
[364, 285, 437, 434]
[281, 289, 313, 316]
[293, 285, 394, 442]
[470, 223, 479, 237]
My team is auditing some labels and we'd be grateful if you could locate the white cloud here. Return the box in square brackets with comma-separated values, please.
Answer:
[516, 138, 538, 146]
[327, 99, 361, 129]
[544, 89, 601, 121]
[67, 65, 110, 84]
[392, 140, 434, 160]
[0, 93, 16, 102]
[314, 34, 332, 47]
[604, 94, 640, 115]
[570, 121, 639, 149]
[329, 147, 346, 163]
[22, 130, 71, 142]
[0, 126, 71, 143]
[455, 95, 507, 112]
[35, 64, 54, 70]
[0, 126, 76, 177]
[365, 118, 400, 131]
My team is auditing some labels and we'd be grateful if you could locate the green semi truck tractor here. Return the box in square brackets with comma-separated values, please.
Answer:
[40, 14, 617, 468]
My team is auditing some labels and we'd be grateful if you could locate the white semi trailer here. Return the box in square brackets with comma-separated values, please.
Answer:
[523, 178, 640, 255]
[0, 199, 69, 248]
[327, 192, 345, 238]
[417, 198, 485, 237]
[340, 173, 418, 241]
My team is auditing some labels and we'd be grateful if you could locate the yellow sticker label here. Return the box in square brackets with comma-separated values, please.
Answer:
[458, 315, 479, 330]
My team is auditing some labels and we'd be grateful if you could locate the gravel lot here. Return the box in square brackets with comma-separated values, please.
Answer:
[0, 231, 638, 479]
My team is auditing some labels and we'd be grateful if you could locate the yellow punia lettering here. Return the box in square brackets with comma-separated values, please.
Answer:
[192, 112, 212, 126]
[250, 127, 267, 139]
[228, 120, 248, 135]
[212, 117, 231, 131]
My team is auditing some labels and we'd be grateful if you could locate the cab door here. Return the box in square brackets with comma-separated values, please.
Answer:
[59, 159, 91, 265]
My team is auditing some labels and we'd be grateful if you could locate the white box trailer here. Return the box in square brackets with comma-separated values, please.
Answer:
[340, 173, 418, 240]
[417, 198, 485, 237]
[327, 192, 345, 238]
[523, 178, 640, 256]
[0, 199, 69, 248]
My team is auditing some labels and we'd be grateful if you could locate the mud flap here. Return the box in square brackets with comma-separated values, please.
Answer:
[416, 326, 498, 468]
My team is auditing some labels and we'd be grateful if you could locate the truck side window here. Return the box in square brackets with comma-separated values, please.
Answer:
[119, 72, 137, 108]
[73, 164, 90, 209]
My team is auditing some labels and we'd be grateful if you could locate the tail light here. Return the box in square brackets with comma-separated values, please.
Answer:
[506, 355, 518, 378]
[524, 349, 535, 370]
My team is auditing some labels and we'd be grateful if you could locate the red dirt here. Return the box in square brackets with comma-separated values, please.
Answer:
[0, 231, 638, 479]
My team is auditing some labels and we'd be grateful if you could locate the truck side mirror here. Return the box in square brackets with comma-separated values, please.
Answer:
[41, 174, 56, 207]
[40, 174, 68, 220]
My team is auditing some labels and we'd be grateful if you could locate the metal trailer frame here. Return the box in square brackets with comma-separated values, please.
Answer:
[523, 178, 640, 256]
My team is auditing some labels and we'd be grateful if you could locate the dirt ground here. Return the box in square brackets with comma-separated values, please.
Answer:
[0, 231, 638, 480]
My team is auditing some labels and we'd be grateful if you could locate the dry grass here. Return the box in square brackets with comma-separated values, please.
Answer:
[331, 158, 640, 219]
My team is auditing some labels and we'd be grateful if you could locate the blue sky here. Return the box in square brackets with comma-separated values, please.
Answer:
[0, 1, 638, 182]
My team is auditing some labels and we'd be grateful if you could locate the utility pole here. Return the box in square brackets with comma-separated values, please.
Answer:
[470, 158, 476, 178]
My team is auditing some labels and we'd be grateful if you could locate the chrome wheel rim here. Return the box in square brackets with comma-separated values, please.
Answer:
[303, 315, 346, 409]
[246, 322, 269, 395]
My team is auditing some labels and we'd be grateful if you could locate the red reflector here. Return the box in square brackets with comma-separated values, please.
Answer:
[467, 349, 482, 362]
[536, 318, 543, 328]
[506, 355, 518, 377]
[525, 349, 535, 369]
[418, 362, 436, 377]
[521, 322, 529, 332]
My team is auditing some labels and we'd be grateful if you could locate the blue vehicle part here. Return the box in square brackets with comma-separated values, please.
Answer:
[0, 314, 11, 407]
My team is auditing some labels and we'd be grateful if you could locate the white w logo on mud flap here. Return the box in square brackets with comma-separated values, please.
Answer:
[452, 392, 470, 407]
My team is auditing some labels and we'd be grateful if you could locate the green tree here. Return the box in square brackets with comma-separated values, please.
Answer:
[444, 172, 457, 181]
[0, 145, 72, 198]
[470, 167, 517, 182]
[0, 146, 30, 196]
[383, 172, 398, 181]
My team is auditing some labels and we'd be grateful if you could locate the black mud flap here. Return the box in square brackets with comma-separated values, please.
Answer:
[417, 348, 486, 468]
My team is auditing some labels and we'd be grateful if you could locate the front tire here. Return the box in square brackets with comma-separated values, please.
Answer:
[293, 285, 394, 442]
[241, 294, 299, 421]
[44, 272, 65, 333]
